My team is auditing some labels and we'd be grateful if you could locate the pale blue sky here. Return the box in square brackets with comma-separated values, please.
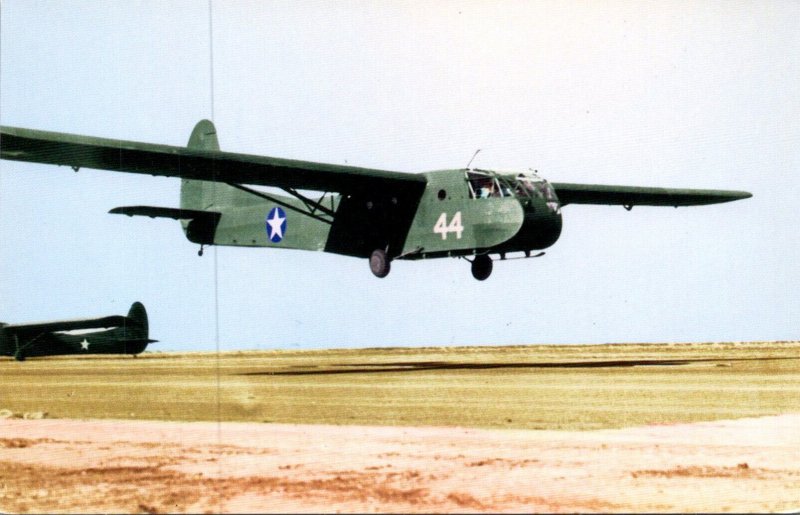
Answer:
[1, 1, 798, 351]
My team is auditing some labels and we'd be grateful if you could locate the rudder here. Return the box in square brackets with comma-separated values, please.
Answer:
[125, 302, 149, 341]
[187, 119, 220, 151]
[180, 120, 228, 246]
[180, 119, 220, 211]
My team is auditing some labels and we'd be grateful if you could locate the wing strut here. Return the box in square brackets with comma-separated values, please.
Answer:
[226, 183, 334, 225]
[284, 187, 336, 218]
[12, 332, 47, 361]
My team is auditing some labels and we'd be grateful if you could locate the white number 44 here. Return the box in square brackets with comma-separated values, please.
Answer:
[433, 212, 464, 240]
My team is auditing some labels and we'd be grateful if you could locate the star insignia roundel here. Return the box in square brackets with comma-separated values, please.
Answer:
[265, 207, 287, 243]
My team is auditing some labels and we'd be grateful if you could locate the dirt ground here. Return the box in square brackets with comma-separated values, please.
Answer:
[1, 414, 799, 513]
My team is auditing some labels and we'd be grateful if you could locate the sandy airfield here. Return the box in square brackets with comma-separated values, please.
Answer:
[2, 343, 799, 512]
[2, 414, 799, 513]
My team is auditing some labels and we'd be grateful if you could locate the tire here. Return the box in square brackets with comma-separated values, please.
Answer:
[471, 254, 493, 281]
[369, 249, 391, 278]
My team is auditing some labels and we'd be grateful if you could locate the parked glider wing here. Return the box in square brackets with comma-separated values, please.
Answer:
[0, 124, 427, 196]
[552, 183, 752, 207]
[2, 316, 128, 335]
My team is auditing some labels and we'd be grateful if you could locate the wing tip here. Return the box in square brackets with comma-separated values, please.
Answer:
[723, 190, 752, 202]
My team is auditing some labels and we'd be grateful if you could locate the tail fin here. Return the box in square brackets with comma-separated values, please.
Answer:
[179, 120, 228, 246]
[127, 302, 148, 330]
[180, 119, 220, 212]
[111, 121, 223, 248]
[124, 302, 152, 342]
[187, 119, 220, 151]
[110, 302, 156, 355]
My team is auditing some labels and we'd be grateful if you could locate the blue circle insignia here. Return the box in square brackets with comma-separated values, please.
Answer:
[265, 207, 287, 243]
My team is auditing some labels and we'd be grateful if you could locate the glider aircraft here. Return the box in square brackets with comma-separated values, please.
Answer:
[1, 302, 155, 361]
[0, 121, 751, 280]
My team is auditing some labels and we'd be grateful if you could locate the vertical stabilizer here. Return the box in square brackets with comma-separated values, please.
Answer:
[117, 301, 152, 347]
[126, 302, 149, 338]
[187, 119, 220, 151]
[181, 119, 220, 212]
[114, 301, 155, 354]
[180, 120, 228, 247]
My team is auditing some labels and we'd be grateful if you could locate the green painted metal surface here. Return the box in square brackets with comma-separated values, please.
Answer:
[0, 120, 752, 279]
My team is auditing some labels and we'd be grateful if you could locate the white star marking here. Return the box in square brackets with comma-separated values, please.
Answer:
[267, 209, 286, 240]
[80, 339, 90, 350]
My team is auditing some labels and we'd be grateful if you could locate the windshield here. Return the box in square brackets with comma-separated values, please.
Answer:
[466, 169, 558, 210]
[514, 171, 557, 201]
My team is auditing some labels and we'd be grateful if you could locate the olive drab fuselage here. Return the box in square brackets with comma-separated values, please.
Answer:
[194, 168, 562, 262]
[401, 169, 562, 259]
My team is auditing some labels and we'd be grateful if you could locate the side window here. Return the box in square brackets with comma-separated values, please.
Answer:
[498, 178, 513, 197]
[466, 171, 507, 199]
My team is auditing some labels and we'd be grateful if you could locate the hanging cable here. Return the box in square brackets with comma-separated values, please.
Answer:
[208, 0, 215, 123]
[208, 1, 222, 507]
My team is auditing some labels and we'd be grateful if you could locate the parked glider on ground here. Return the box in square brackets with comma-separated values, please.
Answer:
[0, 302, 156, 361]
[0, 121, 751, 280]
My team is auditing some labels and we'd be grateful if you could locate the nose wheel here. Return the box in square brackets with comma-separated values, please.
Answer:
[369, 249, 391, 278]
[471, 254, 493, 281]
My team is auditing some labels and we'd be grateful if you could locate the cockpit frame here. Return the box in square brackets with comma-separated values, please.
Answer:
[465, 168, 557, 203]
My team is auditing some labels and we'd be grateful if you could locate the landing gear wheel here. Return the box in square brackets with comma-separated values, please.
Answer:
[369, 249, 391, 278]
[471, 254, 493, 281]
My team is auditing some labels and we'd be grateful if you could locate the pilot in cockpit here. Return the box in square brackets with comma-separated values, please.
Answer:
[477, 179, 496, 198]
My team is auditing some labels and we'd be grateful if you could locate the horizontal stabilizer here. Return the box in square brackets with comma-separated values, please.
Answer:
[110, 206, 222, 245]
[109, 205, 220, 221]
[119, 338, 159, 344]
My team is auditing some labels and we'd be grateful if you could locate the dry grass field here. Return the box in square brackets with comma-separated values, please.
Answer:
[1, 341, 798, 430]
[1, 341, 799, 513]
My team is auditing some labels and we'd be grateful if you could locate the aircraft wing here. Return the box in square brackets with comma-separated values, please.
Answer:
[552, 183, 752, 207]
[2, 316, 128, 335]
[0, 125, 427, 196]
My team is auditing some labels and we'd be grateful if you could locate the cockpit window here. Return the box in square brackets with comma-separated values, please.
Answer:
[466, 170, 511, 199]
[467, 169, 556, 204]
[515, 171, 557, 201]
[541, 181, 557, 202]
[513, 171, 560, 213]
[514, 175, 538, 198]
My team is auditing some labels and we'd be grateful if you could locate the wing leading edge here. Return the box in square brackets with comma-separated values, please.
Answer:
[2, 316, 128, 335]
[552, 183, 752, 207]
[0, 124, 427, 196]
